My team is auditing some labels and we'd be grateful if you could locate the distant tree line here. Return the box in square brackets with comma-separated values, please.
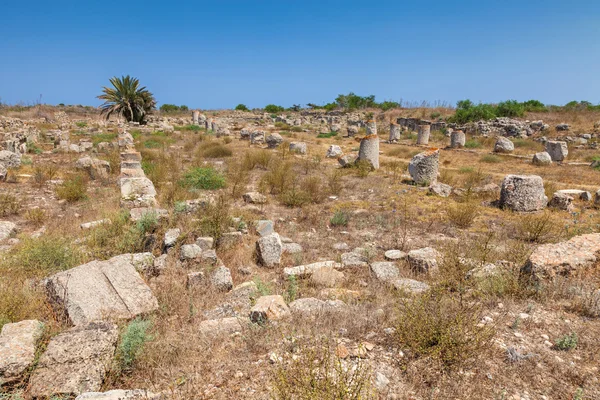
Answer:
[159, 104, 189, 113]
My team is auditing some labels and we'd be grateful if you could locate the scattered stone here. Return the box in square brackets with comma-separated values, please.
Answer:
[548, 192, 574, 211]
[391, 278, 430, 294]
[180, 243, 203, 260]
[211, 266, 233, 291]
[555, 123, 570, 131]
[201, 249, 219, 265]
[266, 133, 283, 148]
[428, 182, 452, 197]
[284, 261, 342, 278]
[522, 233, 600, 281]
[494, 137, 514, 153]
[499, 175, 548, 212]
[370, 261, 400, 282]
[407, 247, 440, 274]
[217, 231, 243, 250]
[75, 390, 161, 400]
[80, 219, 110, 230]
[0, 150, 21, 168]
[250, 295, 290, 323]
[75, 156, 110, 180]
[256, 233, 283, 268]
[333, 242, 349, 251]
[283, 242, 303, 254]
[0, 221, 17, 241]
[45, 255, 158, 326]
[337, 154, 356, 167]
[384, 250, 406, 261]
[28, 322, 119, 398]
[0, 320, 44, 385]
[289, 142, 307, 154]
[409, 149, 439, 185]
[195, 237, 214, 251]
[163, 228, 180, 249]
[288, 297, 346, 317]
[255, 220, 274, 237]
[545, 141, 568, 162]
[186, 271, 205, 288]
[326, 145, 343, 158]
[341, 251, 368, 268]
[198, 317, 242, 339]
[243, 191, 267, 204]
[310, 266, 345, 287]
[532, 151, 552, 166]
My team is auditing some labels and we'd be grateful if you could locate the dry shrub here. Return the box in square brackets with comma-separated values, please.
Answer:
[197, 141, 233, 158]
[0, 193, 20, 217]
[394, 289, 494, 370]
[32, 164, 58, 188]
[86, 210, 148, 259]
[513, 211, 562, 243]
[446, 200, 479, 228]
[301, 155, 321, 175]
[0, 282, 49, 329]
[354, 159, 372, 177]
[56, 174, 88, 202]
[270, 339, 374, 400]
[197, 193, 232, 239]
[227, 158, 251, 198]
[381, 160, 405, 181]
[244, 149, 272, 170]
[25, 207, 47, 227]
[261, 160, 294, 194]
[327, 169, 344, 196]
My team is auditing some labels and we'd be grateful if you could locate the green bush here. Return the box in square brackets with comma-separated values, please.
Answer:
[160, 104, 188, 113]
[464, 139, 482, 148]
[117, 318, 153, 372]
[555, 333, 578, 351]
[264, 104, 285, 113]
[316, 131, 338, 139]
[181, 167, 226, 190]
[480, 154, 502, 163]
[330, 210, 349, 227]
[496, 100, 525, 118]
[0, 193, 20, 217]
[235, 104, 249, 111]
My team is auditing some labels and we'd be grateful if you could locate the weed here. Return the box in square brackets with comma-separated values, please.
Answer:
[198, 194, 231, 239]
[480, 154, 502, 163]
[0, 193, 20, 217]
[24, 208, 47, 226]
[554, 332, 578, 351]
[270, 339, 373, 400]
[284, 275, 298, 303]
[330, 210, 350, 227]
[198, 141, 232, 158]
[56, 174, 88, 202]
[464, 139, 482, 149]
[253, 276, 272, 296]
[116, 318, 153, 373]
[446, 200, 479, 228]
[317, 131, 338, 139]
[513, 211, 561, 243]
[181, 167, 226, 190]
[32, 164, 58, 188]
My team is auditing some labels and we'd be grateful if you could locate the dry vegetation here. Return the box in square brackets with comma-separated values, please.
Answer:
[1, 105, 600, 399]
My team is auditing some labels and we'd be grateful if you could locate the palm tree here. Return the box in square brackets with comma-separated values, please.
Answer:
[97, 75, 156, 124]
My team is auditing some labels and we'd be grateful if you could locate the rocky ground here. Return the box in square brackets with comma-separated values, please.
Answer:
[0, 107, 599, 399]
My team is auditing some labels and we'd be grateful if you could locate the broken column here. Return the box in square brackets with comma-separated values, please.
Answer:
[192, 110, 200, 125]
[408, 149, 439, 185]
[499, 175, 548, 212]
[450, 130, 466, 148]
[365, 120, 377, 135]
[545, 141, 568, 162]
[417, 124, 431, 145]
[389, 123, 401, 142]
[357, 134, 380, 169]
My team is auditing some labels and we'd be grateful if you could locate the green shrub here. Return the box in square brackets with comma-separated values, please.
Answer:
[264, 104, 285, 113]
[75, 121, 87, 128]
[177, 124, 203, 132]
[56, 175, 88, 202]
[2, 235, 81, 277]
[496, 100, 525, 118]
[316, 131, 338, 139]
[330, 210, 349, 227]
[159, 104, 188, 113]
[181, 167, 226, 190]
[464, 139, 482, 148]
[117, 318, 153, 372]
[235, 104, 249, 111]
[480, 154, 502, 163]
[555, 333, 578, 351]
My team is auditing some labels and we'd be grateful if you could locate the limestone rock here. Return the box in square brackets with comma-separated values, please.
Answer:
[341, 251, 368, 268]
[288, 298, 346, 317]
[250, 295, 290, 323]
[0, 150, 21, 168]
[256, 233, 282, 268]
[195, 237, 214, 251]
[428, 182, 452, 197]
[499, 175, 548, 212]
[522, 233, 600, 281]
[326, 145, 343, 158]
[284, 261, 342, 278]
[384, 250, 406, 261]
[198, 317, 242, 339]
[548, 192, 574, 211]
[407, 247, 440, 274]
[532, 151, 552, 166]
[163, 228, 180, 249]
[75, 156, 110, 180]
[75, 390, 161, 400]
[217, 231, 243, 250]
[494, 137, 514, 153]
[243, 191, 266, 204]
[0, 221, 17, 241]
[211, 266, 233, 291]
[0, 320, 44, 384]
[255, 220, 274, 237]
[310, 266, 344, 287]
[370, 262, 400, 282]
[289, 142, 307, 154]
[266, 133, 283, 148]
[120, 177, 157, 208]
[545, 140, 568, 162]
[180, 244, 203, 260]
[450, 131, 466, 148]
[28, 322, 119, 398]
[357, 135, 379, 169]
[391, 278, 430, 294]
[45, 255, 158, 326]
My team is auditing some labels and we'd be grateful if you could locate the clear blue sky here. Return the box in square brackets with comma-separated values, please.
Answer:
[1, 0, 599, 109]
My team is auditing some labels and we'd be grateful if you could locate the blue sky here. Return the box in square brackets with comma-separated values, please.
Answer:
[1, 0, 599, 109]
